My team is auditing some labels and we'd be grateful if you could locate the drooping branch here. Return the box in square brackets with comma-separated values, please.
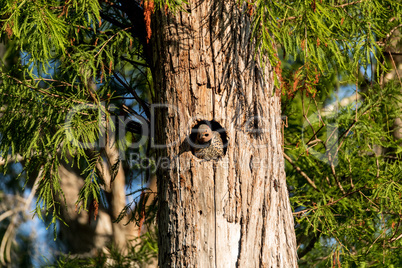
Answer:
[284, 153, 318, 190]
[0, 72, 89, 105]
[113, 72, 151, 118]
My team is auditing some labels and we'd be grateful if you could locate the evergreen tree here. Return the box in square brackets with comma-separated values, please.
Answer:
[0, 0, 401, 266]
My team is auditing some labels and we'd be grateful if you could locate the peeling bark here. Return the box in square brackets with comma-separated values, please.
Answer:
[151, 1, 298, 267]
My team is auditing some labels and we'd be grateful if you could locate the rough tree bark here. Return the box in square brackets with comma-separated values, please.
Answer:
[151, 1, 298, 267]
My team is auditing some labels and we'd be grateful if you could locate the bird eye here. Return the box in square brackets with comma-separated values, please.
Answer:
[205, 134, 209, 136]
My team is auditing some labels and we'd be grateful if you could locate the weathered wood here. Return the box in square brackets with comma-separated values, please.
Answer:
[151, 1, 298, 267]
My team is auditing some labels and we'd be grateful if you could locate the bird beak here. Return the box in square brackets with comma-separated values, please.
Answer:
[198, 131, 210, 142]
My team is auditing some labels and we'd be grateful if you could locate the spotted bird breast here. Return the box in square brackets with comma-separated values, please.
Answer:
[194, 131, 224, 160]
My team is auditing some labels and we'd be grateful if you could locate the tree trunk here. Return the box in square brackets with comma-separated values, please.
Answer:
[57, 152, 138, 255]
[56, 104, 139, 256]
[58, 163, 113, 254]
[151, 1, 298, 267]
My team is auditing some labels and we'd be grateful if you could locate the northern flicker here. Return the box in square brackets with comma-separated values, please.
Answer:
[193, 124, 224, 160]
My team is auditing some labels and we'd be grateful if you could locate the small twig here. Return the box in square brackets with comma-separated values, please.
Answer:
[277, 1, 364, 24]
[277, 15, 298, 23]
[293, 187, 365, 216]
[328, 152, 345, 194]
[366, 227, 389, 254]
[121, 56, 149, 68]
[385, 23, 402, 40]
[317, 216, 346, 250]
[94, 27, 133, 58]
[355, 65, 358, 121]
[312, 98, 326, 126]
[368, 144, 381, 178]
[359, 190, 380, 210]
[1, 73, 89, 105]
[389, 233, 402, 243]
[335, 0, 364, 8]
[346, 157, 354, 188]
[306, 138, 322, 146]
[330, 120, 357, 158]
[305, 214, 322, 232]
[386, 51, 402, 56]
[325, 176, 332, 188]
[284, 153, 318, 190]
[113, 72, 150, 118]
[325, 125, 339, 147]
[389, 217, 401, 242]
[293, 209, 311, 216]
[302, 97, 322, 147]
[304, 125, 325, 147]
[33, 78, 75, 88]
[388, 51, 402, 88]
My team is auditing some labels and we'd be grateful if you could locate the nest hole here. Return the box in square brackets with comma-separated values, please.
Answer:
[189, 120, 228, 157]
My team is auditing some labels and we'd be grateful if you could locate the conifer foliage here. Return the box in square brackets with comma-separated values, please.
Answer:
[0, 0, 401, 266]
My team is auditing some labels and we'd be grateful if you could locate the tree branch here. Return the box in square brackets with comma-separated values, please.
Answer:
[121, 56, 149, 68]
[284, 153, 318, 190]
[1, 72, 89, 105]
[0, 155, 24, 166]
[277, 1, 365, 23]
[113, 72, 151, 118]
[100, 12, 131, 29]
[293, 187, 365, 216]
[335, 0, 364, 8]
[298, 234, 319, 259]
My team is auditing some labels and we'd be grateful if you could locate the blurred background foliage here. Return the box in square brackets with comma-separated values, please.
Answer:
[0, 0, 401, 267]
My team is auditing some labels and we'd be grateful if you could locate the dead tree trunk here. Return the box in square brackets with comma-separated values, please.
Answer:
[151, 1, 298, 267]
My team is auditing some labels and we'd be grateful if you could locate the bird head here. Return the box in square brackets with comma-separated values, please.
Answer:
[196, 124, 213, 143]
